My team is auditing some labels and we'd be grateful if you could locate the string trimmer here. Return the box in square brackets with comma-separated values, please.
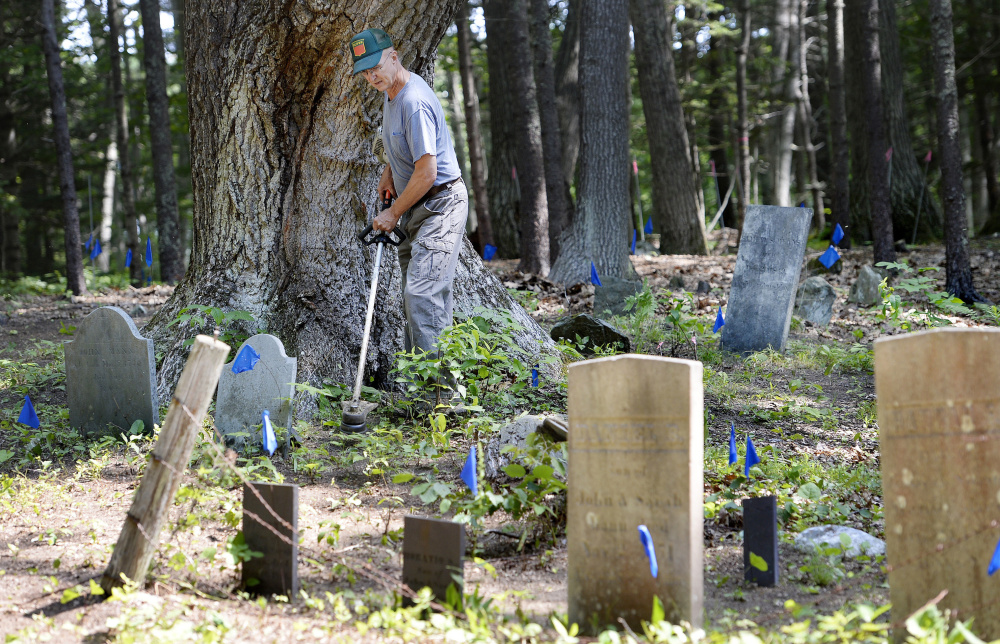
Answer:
[341, 196, 406, 433]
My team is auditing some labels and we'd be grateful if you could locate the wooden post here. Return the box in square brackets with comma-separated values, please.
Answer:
[101, 334, 230, 592]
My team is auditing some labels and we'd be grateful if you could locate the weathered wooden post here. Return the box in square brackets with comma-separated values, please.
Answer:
[101, 334, 230, 592]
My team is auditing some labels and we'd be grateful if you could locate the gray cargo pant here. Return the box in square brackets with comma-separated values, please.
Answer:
[397, 180, 469, 354]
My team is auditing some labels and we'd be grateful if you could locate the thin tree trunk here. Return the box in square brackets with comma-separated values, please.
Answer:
[99, 141, 116, 271]
[969, 13, 1000, 233]
[554, 0, 580, 208]
[796, 0, 823, 229]
[735, 0, 751, 234]
[40, 0, 86, 295]
[629, 0, 707, 255]
[770, 0, 798, 207]
[706, 36, 737, 229]
[139, 0, 182, 283]
[172, 0, 191, 260]
[109, 0, 141, 284]
[929, 0, 981, 302]
[827, 0, 850, 247]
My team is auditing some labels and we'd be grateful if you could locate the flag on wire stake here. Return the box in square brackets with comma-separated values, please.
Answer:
[638, 525, 659, 578]
[145, 238, 153, 267]
[483, 244, 497, 261]
[590, 262, 602, 287]
[231, 344, 261, 374]
[18, 394, 40, 429]
[89, 238, 102, 261]
[988, 534, 1000, 575]
[631, 230, 637, 255]
[924, 150, 932, 163]
[461, 446, 478, 495]
[85, 233, 92, 250]
[125, 248, 132, 268]
[745, 436, 761, 476]
[832, 223, 845, 246]
[885, 147, 893, 161]
[531, 366, 539, 388]
[729, 422, 738, 465]
[818, 245, 841, 269]
[262, 410, 277, 456]
[644, 218, 653, 235]
[713, 307, 725, 333]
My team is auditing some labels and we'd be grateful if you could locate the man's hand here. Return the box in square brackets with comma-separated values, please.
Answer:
[378, 165, 396, 202]
[372, 207, 401, 232]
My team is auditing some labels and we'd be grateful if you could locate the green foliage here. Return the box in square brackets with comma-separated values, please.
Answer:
[167, 305, 258, 348]
[876, 262, 973, 330]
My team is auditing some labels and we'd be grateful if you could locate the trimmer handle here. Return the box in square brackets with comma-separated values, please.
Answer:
[359, 195, 407, 246]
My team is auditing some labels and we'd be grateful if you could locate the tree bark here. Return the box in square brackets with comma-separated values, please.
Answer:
[770, 0, 798, 207]
[629, 0, 707, 255]
[969, 6, 1000, 234]
[706, 36, 737, 229]
[139, 0, 183, 283]
[796, 0, 823, 230]
[929, 0, 981, 302]
[554, 0, 580, 205]
[40, 0, 86, 295]
[145, 0, 553, 399]
[109, 0, 141, 284]
[827, 0, 850, 247]
[548, 0, 635, 284]
[735, 0, 751, 233]
[455, 1, 493, 250]
[484, 0, 521, 259]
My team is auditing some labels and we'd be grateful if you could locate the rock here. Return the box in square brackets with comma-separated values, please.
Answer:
[794, 525, 885, 559]
[794, 276, 836, 326]
[848, 265, 889, 308]
[541, 416, 568, 441]
[668, 275, 687, 291]
[483, 414, 567, 482]
[894, 239, 910, 253]
[550, 314, 631, 354]
[696, 280, 711, 294]
[129, 304, 148, 317]
[634, 240, 658, 256]
[593, 276, 643, 317]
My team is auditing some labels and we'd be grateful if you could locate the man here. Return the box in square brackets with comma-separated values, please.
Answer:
[350, 28, 468, 402]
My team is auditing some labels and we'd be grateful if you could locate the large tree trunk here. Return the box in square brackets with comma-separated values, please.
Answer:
[769, 0, 798, 207]
[139, 0, 183, 283]
[827, 0, 850, 247]
[968, 3, 1000, 234]
[145, 0, 552, 399]
[554, 0, 580, 207]
[40, 0, 86, 295]
[109, 0, 141, 284]
[929, 0, 981, 302]
[484, 0, 521, 259]
[735, 0, 751, 233]
[629, 0, 707, 255]
[547, 0, 635, 284]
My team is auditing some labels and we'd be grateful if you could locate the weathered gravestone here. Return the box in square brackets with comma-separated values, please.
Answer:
[64, 306, 158, 436]
[743, 496, 778, 587]
[242, 482, 298, 596]
[216, 334, 297, 446]
[721, 205, 812, 353]
[402, 515, 465, 600]
[875, 328, 1000, 638]
[567, 355, 703, 631]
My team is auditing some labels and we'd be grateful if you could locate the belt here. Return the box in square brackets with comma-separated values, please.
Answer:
[419, 177, 463, 205]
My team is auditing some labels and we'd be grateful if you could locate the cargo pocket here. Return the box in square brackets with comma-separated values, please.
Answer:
[412, 236, 454, 283]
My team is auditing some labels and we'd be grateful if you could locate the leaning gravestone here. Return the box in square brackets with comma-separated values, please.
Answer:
[64, 306, 158, 436]
[402, 515, 465, 600]
[721, 205, 812, 353]
[567, 355, 703, 632]
[242, 482, 298, 596]
[216, 334, 297, 446]
[876, 328, 1000, 638]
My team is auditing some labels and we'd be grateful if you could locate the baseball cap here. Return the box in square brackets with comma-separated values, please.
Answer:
[350, 29, 393, 75]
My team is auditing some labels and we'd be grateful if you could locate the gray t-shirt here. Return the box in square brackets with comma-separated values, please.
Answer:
[382, 73, 461, 197]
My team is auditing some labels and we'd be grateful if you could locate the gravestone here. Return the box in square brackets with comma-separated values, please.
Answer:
[402, 516, 465, 600]
[216, 334, 297, 447]
[64, 306, 158, 436]
[743, 496, 778, 586]
[875, 328, 1000, 638]
[593, 277, 643, 317]
[721, 205, 812, 353]
[242, 482, 298, 596]
[567, 355, 703, 631]
[793, 276, 836, 326]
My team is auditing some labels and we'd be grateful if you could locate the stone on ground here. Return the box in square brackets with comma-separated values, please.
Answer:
[794, 525, 885, 558]
[794, 276, 836, 326]
[483, 414, 567, 482]
[550, 314, 631, 354]
[593, 276, 643, 317]
[848, 265, 889, 307]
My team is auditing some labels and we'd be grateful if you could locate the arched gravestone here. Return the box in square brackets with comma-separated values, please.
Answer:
[64, 306, 158, 436]
[215, 334, 297, 446]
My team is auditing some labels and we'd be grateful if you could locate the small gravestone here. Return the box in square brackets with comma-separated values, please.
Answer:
[550, 314, 631, 354]
[64, 306, 158, 436]
[242, 482, 298, 596]
[743, 496, 778, 586]
[849, 265, 889, 307]
[876, 329, 1000, 639]
[216, 334, 297, 447]
[568, 355, 703, 632]
[794, 276, 836, 326]
[721, 205, 811, 353]
[402, 516, 465, 600]
[593, 277, 642, 317]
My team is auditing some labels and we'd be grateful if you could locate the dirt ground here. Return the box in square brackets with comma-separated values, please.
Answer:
[1, 239, 998, 641]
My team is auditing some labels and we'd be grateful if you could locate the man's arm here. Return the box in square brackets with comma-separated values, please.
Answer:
[373, 153, 436, 232]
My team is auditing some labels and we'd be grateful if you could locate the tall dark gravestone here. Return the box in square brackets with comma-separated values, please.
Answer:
[242, 483, 298, 596]
[64, 306, 158, 436]
[402, 516, 465, 600]
[721, 205, 812, 353]
[743, 495, 779, 586]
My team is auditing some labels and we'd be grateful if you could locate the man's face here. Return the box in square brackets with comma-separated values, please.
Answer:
[361, 49, 395, 91]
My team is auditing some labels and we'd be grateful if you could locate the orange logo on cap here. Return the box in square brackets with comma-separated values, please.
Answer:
[352, 40, 366, 56]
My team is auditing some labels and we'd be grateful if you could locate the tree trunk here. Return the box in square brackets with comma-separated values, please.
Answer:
[770, 0, 798, 207]
[445, 68, 470, 233]
[529, 0, 570, 259]
[145, 0, 552, 399]
[548, 0, 635, 284]
[455, 1, 493, 250]
[735, 0, 751, 233]
[109, 0, 141, 284]
[929, 0, 981, 302]
[484, 0, 521, 259]
[171, 0, 192, 259]
[99, 142, 116, 271]
[40, 0, 86, 295]
[507, 0, 550, 275]
[139, 0, 182, 283]
[969, 7, 1000, 234]
[629, 0, 707, 255]
[796, 0, 823, 230]
[554, 0, 580, 206]
[706, 36, 737, 229]
[827, 0, 850, 247]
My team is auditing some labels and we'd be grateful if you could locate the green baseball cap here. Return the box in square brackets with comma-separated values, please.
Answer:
[350, 28, 393, 75]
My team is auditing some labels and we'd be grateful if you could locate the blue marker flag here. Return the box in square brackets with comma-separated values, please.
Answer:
[145, 238, 153, 267]
[85, 233, 92, 250]
[590, 262, 602, 287]
[713, 307, 725, 333]
[125, 248, 132, 268]
[89, 238, 102, 261]
[18, 395, 39, 429]
[631, 230, 637, 255]
[531, 366, 539, 388]
[745, 436, 761, 476]
[262, 410, 277, 456]
[483, 244, 497, 261]
[638, 525, 658, 578]
[832, 223, 845, 246]
[461, 446, 478, 495]
[729, 422, 738, 465]
[147, 275, 152, 285]
[231, 344, 261, 374]
[644, 218, 653, 235]
[818, 245, 841, 269]
[989, 534, 1000, 575]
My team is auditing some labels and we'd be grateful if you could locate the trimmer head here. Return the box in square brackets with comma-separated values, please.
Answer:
[341, 400, 378, 433]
